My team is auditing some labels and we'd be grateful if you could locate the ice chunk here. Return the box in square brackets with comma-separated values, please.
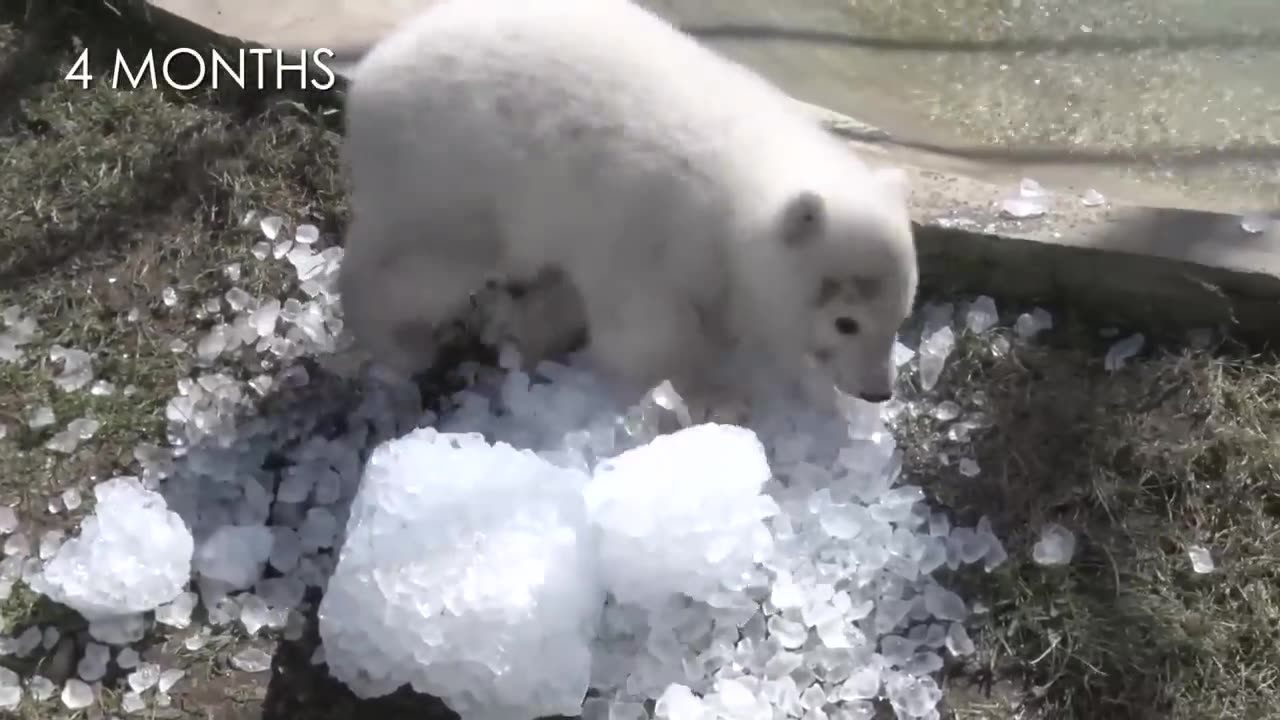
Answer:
[957, 458, 980, 478]
[318, 428, 601, 720]
[45, 418, 101, 454]
[127, 662, 161, 693]
[61, 679, 94, 709]
[1019, 177, 1047, 198]
[1187, 544, 1214, 574]
[240, 593, 272, 635]
[0, 507, 16, 535]
[195, 524, 274, 590]
[655, 684, 707, 720]
[27, 405, 55, 429]
[116, 646, 140, 669]
[156, 591, 197, 628]
[923, 582, 968, 621]
[1014, 307, 1054, 339]
[296, 223, 320, 245]
[121, 690, 146, 713]
[964, 296, 998, 334]
[50, 345, 93, 391]
[28, 675, 55, 701]
[89, 614, 147, 645]
[917, 326, 955, 391]
[61, 488, 82, 511]
[158, 668, 185, 693]
[1080, 188, 1106, 207]
[885, 672, 942, 717]
[1104, 333, 1144, 372]
[33, 477, 193, 619]
[999, 197, 1047, 219]
[0, 666, 19, 709]
[584, 424, 778, 608]
[260, 215, 284, 240]
[1241, 213, 1272, 234]
[1032, 523, 1076, 566]
[231, 647, 273, 673]
[0, 305, 40, 362]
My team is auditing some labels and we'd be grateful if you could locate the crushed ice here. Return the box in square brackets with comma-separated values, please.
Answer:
[0, 213, 1157, 720]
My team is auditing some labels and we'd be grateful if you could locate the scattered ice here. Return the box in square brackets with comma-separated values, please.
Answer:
[0, 507, 16, 535]
[1032, 523, 1076, 566]
[121, 690, 146, 713]
[1018, 178, 1047, 197]
[231, 647, 273, 673]
[999, 197, 1047, 219]
[918, 326, 956, 391]
[27, 405, 55, 429]
[0, 305, 40, 362]
[260, 215, 284, 240]
[1187, 544, 1215, 574]
[13, 626, 40, 656]
[0, 666, 19, 709]
[127, 662, 161, 693]
[5, 532, 30, 557]
[41, 625, 59, 650]
[1104, 333, 1144, 371]
[50, 345, 94, 391]
[296, 224, 321, 245]
[158, 668, 185, 693]
[116, 646, 140, 670]
[945, 623, 975, 656]
[1240, 213, 1272, 234]
[156, 591, 198, 628]
[964, 296, 998, 334]
[28, 675, 56, 701]
[45, 417, 101, 453]
[61, 488, 82, 511]
[1014, 307, 1054, 339]
[61, 678, 94, 709]
[33, 477, 194, 619]
[1080, 188, 1106, 207]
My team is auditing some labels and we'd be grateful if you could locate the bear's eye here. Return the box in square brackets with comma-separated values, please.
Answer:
[834, 317, 859, 335]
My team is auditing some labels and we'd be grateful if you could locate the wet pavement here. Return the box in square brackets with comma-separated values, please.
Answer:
[147, 0, 1280, 212]
[648, 0, 1280, 212]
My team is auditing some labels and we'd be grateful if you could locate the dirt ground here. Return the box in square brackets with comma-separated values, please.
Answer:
[1, 2, 1278, 719]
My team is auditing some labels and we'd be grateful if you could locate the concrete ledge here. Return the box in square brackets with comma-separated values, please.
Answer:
[126, 0, 1280, 346]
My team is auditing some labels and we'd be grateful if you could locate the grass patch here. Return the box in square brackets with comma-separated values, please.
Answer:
[909, 324, 1280, 719]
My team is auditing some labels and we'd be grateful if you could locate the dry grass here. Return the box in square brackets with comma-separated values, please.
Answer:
[2, 2, 1280, 719]
[906, 326, 1280, 720]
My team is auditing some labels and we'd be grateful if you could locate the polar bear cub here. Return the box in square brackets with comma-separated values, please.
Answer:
[337, 0, 918, 409]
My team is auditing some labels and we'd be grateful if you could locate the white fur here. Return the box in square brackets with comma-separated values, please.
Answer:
[338, 0, 918, 407]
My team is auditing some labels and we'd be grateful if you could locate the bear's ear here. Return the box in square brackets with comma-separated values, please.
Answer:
[781, 190, 825, 247]
[872, 165, 910, 203]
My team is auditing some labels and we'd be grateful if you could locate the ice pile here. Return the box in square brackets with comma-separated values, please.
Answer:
[32, 477, 193, 619]
[4, 215, 1030, 718]
[318, 339, 1006, 720]
[318, 428, 602, 719]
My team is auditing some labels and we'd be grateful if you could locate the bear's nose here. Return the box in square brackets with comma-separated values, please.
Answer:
[857, 390, 892, 404]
